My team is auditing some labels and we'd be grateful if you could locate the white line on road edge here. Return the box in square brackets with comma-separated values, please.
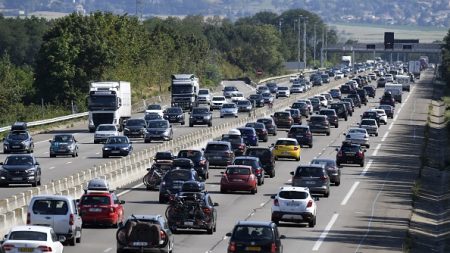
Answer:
[388, 122, 393, 130]
[49, 166, 54, 170]
[104, 248, 112, 252]
[381, 131, 389, 142]
[341, 182, 360, 206]
[360, 159, 373, 176]
[117, 182, 144, 197]
[312, 213, 339, 251]
[371, 144, 381, 156]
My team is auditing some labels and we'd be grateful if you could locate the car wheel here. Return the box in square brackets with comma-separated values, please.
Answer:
[324, 191, 330, 198]
[309, 143, 313, 148]
[345, 117, 348, 121]
[3, 150, 9, 154]
[273, 132, 277, 136]
[208, 122, 212, 127]
[296, 156, 300, 161]
[181, 121, 185, 126]
[264, 137, 268, 142]
[326, 132, 330, 136]
[159, 195, 166, 204]
[31, 180, 37, 187]
[251, 187, 257, 194]
[207, 227, 213, 235]
[375, 133, 379, 137]
[76, 230, 82, 243]
[335, 124, 339, 128]
[94, 140, 98, 144]
[274, 156, 278, 161]
[366, 144, 370, 148]
[257, 180, 262, 186]
[220, 116, 223, 118]
[189, 123, 193, 127]
[360, 162, 364, 167]
[68, 236, 76, 246]
[103, 154, 108, 158]
[270, 170, 275, 178]
[72, 152, 76, 158]
[335, 180, 341, 186]
[220, 188, 227, 194]
[50, 154, 56, 158]
[309, 217, 316, 227]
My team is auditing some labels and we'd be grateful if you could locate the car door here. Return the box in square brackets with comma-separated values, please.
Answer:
[30, 199, 55, 228]
[112, 194, 124, 221]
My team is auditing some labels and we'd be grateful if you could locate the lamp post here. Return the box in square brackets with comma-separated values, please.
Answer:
[297, 17, 301, 72]
[303, 17, 307, 69]
[278, 18, 283, 33]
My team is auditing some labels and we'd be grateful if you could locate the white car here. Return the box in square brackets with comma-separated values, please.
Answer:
[344, 128, 370, 148]
[94, 124, 119, 144]
[230, 92, 246, 103]
[372, 108, 388, 125]
[197, 88, 211, 105]
[334, 71, 344, 80]
[384, 74, 394, 82]
[290, 84, 304, 93]
[210, 96, 227, 110]
[289, 75, 298, 83]
[145, 104, 164, 117]
[2, 225, 65, 253]
[271, 186, 317, 227]
[220, 103, 238, 118]
[276, 86, 290, 98]
[315, 95, 328, 107]
[359, 118, 379, 136]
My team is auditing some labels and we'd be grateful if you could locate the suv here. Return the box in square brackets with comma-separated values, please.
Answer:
[272, 111, 293, 129]
[123, 118, 147, 138]
[356, 89, 368, 105]
[310, 158, 341, 186]
[287, 125, 313, 148]
[0, 154, 41, 187]
[78, 189, 125, 227]
[291, 102, 309, 118]
[158, 169, 204, 203]
[144, 120, 173, 142]
[245, 147, 276, 178]
[3, 131, 34, 154]
[347, 94, 362, 108]
[290, 165, 330, 197]
[319, 109, 339, 128]
[256, 117, 277, 136]
[329, 102, 348, 121]
[276, 86, 290, 98]
[226, 221, 285, 253]
[197, 88, 211, 105]
[27, 195, 83, 245]
[204, 141, 234, 167]
[285, 109, 302, 124]
[363, 85, 376, 98]
[248, 94, 265, 107]
[266, 82, 278, 93]
[308, 115, 331, 136]
[271, 186, 317, 227]
[237, 127, 258, 146]
[49, 134, 79, 157]
[336, 141, 366, 167]
[163, 107, 185, 125]
[210, 96, 227, 110]
[189, 107, 212, 127]
[177, 149, 209, 180]
[221, 134, 247, 156]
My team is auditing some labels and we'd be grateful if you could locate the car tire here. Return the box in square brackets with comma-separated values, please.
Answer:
[31, 180, 37, 187]
[208, 122, 212, 127]
[264, 137, 268, 142]
[345, 117, 348, 121]
[220, 116, 223, 118]
[309, 217, 316, 228]
[207, 227, 214, 235]
[360, 162, 364, 167]
[72, 152, 77, 158]
[181, 121, 185, 126]
[324, 191, 330, 198]
[159, 195, 166, 204]
[220, 188, 227, 194]
[251, 187, 257, 194]
[335, 180, 341, 186]
[144, 139, 150, 143]
[274, 132, 277, 136]
[335, 124, 339, 128]
[274, 156, 278, 161]
[189, 123, 193, 127]
[375, 133, 379, 137]
[68, 236, 76, 246]
[296, 156, 300, 161]
[270, 170, 275, 178]
[50, 154, 56, 158]
[94, 140, 98, 144]
[271, 218, 279, 225]
[366, 144, 370, 148]
[326, 132, 330, 136]
[76, 230, 82, 243]
[103, 154, 108, 158]
[257, 180, 262, 186]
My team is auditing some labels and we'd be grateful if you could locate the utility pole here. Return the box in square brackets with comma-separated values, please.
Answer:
[324, 26, 328, 63]
[303, 17, 307, 69]
[297, 17, 301, 73]
[313, 24, 316, 65]
[321, 28, 325, 68]
[278, 18, 283, 33]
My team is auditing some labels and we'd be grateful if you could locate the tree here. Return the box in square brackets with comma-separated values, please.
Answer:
[441, 29, 450, 87]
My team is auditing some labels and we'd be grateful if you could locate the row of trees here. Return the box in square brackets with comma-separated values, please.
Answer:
[442, 30, 450, 89]
[0, 9, 335, 125]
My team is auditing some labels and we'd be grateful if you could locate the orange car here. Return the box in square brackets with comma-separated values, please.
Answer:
[220, 165, 257, 194]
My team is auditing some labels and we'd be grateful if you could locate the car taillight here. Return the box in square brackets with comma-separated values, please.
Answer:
[37, 246, 52, 252]
[307, 200, 313, 208]
[69, 214, 74, 225]
[256, 168, 262, 175]
[288, 118, 293, 123]
[357, 151, 364, 158]
[203, 207, 211, 214]
[199, 160, 206, 165]
[160, 230, 166, 240]
[2, 244, 14, 251]
[337, 151, 343, 157]
[271, 243, 277, 253]
[321, 175, 328, 181]
[226, 152, 232, 157]
[294, 147, 299, 151]
[239, 144, 245, 150]
[306, 133, 311, 137]
[228, 242, 236, 252]
[26, 212, 30, 224]
[273, 199, 279, 206]
[262, 129, 267, 133]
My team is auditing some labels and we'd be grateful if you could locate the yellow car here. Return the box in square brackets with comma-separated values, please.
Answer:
[272, 138, 301, 161]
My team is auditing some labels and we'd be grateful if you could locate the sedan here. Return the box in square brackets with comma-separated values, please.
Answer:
[145, 120, 173, 142]
[236, 100, 253, 112]
[220, 103, 239, 118]
[2, 225, 65, 253]
[102, 136, 133, 158]
[336, 141, 366, 167]
[49, 134, 79, 157]
[0, 154, 41, 187]
[220, 165, 257, 194]
[344, 128, 370, 148]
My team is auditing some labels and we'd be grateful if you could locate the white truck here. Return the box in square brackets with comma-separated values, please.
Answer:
[170, 74, 199, 111]
[385, 83, 403, 103]
[395, 75, 411, 91]
[88, 81, 131, 132]
[341, 56, 352, 67]
[408, 60, 421, 79]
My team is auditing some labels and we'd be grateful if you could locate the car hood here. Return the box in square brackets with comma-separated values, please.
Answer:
[346, 133, 368, 139]
[2, 164, 35, 170]
[125, 126, 145, 129]
[95, 131, 117, 135]
[221, 108, 237, 112]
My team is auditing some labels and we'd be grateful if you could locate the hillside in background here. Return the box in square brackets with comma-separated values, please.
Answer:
[0, 0, 449, 27]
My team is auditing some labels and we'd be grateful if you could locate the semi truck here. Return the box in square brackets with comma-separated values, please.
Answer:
[419, 56, 429, 70]
[88, 81, 131, 132]
[341, 56, 352, 67]
[408, 60, 421, 79]
[170, 74, 199, 111]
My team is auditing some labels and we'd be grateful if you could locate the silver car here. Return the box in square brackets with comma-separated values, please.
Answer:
[344, 128, 370, 148]
[94, 124, 119, 144]
[220, 103, 238, 118]
[237, 100, 253, 112]
[359, 119, 379, 136]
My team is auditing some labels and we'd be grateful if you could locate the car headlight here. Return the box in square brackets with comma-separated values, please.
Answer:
[103, 147, 110, 151]
[121, 147, 129, 150]
[25, 168, 35, 174]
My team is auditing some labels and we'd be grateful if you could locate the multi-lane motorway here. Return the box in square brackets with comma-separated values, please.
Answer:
[2, 70, 433, 252]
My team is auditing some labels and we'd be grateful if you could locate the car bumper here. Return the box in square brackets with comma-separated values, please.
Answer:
[81, 214, 118, 225]
[271, 211, 315, 223]
[0, 175, 36, 184]
[103, 150, 131, 156]
[310, 127, 330, 134]
[337, 156, 364, 165]
[206, 157, 232, 166]
[3, 145, 31, 152]
[221, 182, 256, 191]
[346, 138, 369, 146]
[50, 149, 76, 155]
[145, 135, 171, 141]
[273, 150, 299, 159]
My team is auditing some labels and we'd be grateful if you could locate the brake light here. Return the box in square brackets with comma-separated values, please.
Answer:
[337, 151, 343, 157]
[226, 152, 232, 157]
[26, 212, 30, 224]
[307, 200, 313, 208]
[203, 207, 211, 214]
[271, 243, 277, 253]
[320, 175, 328, 181]
[294, 147, 299, 151]
[357, 151, 364, 158]
[160, 230, 166, 241]
[69, 214, 74, 226]
[273, 198, 279, 206]
[2, 244, 14, 251]
[256, 168, 262, 175]
[37, 246, 52, 252]
[239, 144, 245, 150]
[199, 160, 206, 165]
[228, 242, 236, 252]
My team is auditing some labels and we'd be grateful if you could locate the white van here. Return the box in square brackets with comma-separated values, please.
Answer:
[385, 83, 403, 103]
[395, 75, 411, 91]
[27, 195, 83, 246]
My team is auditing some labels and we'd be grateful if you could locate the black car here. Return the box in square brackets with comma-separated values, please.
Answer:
[361, 110, 381, 126]
[319, 109, 339, 128]
[221, 134, 247, 156]
[3, 131, 34, 154]
[341, 98, 355, 112]
[291, 102, 310, 118]
[380, 92, 396, 107]
[287, 125, 313, 148]
[347, 94, 362, 108]
[144, 112, 163, 123]
[356, 89, 368, 105]
[342, 101, 353, 117]
[177, 149, 209, 180]
[245, 122, 268, 142]
[310, 158, 341, 186]
[49, 134, 79, 157]
[145, 120, 173, 142]
[189, 107, 212, 127]
[340, 84, 353, 94]
[102, 136, 133, 158]
[245, 147, 276, 178]
[256, 118, 277, 136]
[154, 151, 175, 162]
[265, 82, 278, 93]
[233, 156, 265, 185]
[204, 141, 235, 167]
[285, 109, 302, 125]
[363, 85, 376, 98]
[158, 169, 204, 203]
[378, 104, 394, 119]
[308, 115, 330, 136]
[248, 94, 265, 107]
[0, 154, 41, 187]
[163, 107, 185, 125]
[329, 102, 348, 121]
[226, 221, 285, 253]
[336, 141, 366, 167]
[309, 98, 321, 112]
[123, 118, 147, 138]
[312, 77, 323, 86]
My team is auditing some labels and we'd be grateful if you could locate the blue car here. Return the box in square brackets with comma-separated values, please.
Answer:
[237, 127, 258, 146]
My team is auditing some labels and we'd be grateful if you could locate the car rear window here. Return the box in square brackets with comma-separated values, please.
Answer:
[246, 149, 271, 157]
[166, 170, 191, 181]
[206, 144, 229, 151]
[237, 100, 250, 105]
[32, 200, 68, 215]
[279, 191, 308, 199]
[289, 127, 307, 134]
[310, 116, 326, 122]
[9, 231, 47, 241]
[295, 167, 324, 177]
[178, 150, 201, 159]
[274, 112, 290, 118]
[320, 110, 335, 116]
[256, 118, 272, 124]
[275, 140, 297, 146]
[81, 195, 111, 205]
[234, 159, 257, 168]
[232, 226, 273, 241]
[226, 167, 251, 175]
[342, 145, 360, 152]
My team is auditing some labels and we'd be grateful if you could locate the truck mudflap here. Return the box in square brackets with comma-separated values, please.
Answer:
[116, 221, 169, 248]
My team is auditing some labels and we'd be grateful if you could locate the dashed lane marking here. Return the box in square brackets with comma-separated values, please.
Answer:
[371, 144, 381, 157]
[312, 213, 339, 251]
[104, 248, 112, 253]
[381, 131, 389, 142]
[360, 159, 373, 177]
[341, 181, 360, 206]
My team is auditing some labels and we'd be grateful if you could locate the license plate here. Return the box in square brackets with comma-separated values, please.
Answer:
[12, 146, 20, 148]
[184, 221, 194, 226]
[345, 152, 356, 156]
[111, 150, 120, 154]
[89, 208, 102, 212]
[286, 202, 300, 206]
[132, 242, 148, 246]
[233, 179, 243, 182]
[305, 181, 315, 185]
[283, 152, 290, 155]
[12, 177, 22, 181]
[245, 246, 261, 251]
[19, 248, 33, 253]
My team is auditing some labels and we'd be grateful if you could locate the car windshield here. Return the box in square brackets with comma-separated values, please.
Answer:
[178, 150, 201, 159]
[147, 121, 169, 128]
[262, 93, 271, 97]
[53, 135, 73, 142]
[288, 110, 299, 116]
[5, 156, 33, 166]
[296, 167, 323, 177]
[311, 159, 335, 168]
[233, 226, 273, 241]
[222, 104, 236, 109]
[310, 117, 325, 122]
[224, 87, 237, 91]
[166, 108, 182, 113]
[81, 195, 111, 205]
[126, 120, 146, 126]
[147, 104, 161, 110]
[226, 167, 251, 175]
[192, 108, 209, 114]
[212, 97, 225, 101]
[292, 103, 306, 109]
[8, 132, 28, 140]
[275, 140, 297, 146]
[32, 200, 68, 215]
[238, 128, 255, 135]
[279, 191, 308, 199]
[361, 120, 376, 125]
[278, 87, 288, 90]
[246, 123, 264, 129]
[166, 170, 191, 181]
[8, 231, 47, 241]
[266, 83, 276, 87]
[233, 93, 244, 97]
[106, 137, 128, 144]
[364, 112, 377, 117]
[145, 113, 162, 120]
[198, 90, 209, 95]
[97, 125, 116, 131]
[274, 112, 289, 118]
[237, 100, 251, 105]
[234, 159, 257, 168]
[206, 144, 229, 151]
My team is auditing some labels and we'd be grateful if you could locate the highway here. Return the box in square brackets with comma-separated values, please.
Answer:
[60, 70, 433, 253]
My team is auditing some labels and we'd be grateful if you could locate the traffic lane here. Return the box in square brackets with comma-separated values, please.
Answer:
[62, 86, 367, 253]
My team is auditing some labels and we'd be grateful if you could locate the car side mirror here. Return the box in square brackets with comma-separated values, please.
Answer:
[129, 141, 133, 144]
[201, 148, 205, 151]
[280, 235, 286, 239]
[48, 140, 52, 143]
[120, 200, 125, 205]
[270, 195, 276, 199]
[213, 202, 219, 207]
[226, 232, 232, 237]
[290, 171, 294, 175]
[58, 236, 66, 242]
[35, 162, 40, 165]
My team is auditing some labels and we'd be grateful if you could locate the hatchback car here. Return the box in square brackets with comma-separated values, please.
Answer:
[344, 128, 370, 148]
[336, 141, 366, 167]
[78, 190, 125, 227]
[310, 158, 341, 186]
[341, 98, 355, 112]
[341, 101, 353, 117]
[245, 122, 269, 142]
[221, 134, 247, 156]
[248, 94, 265, 107]
[285, 109, 302, 124]
[373, 108, 388, 125]
[145, 120, 173, 142]
[377, 104, 394, 119]
[203, 141, 234, 167]
[3, 131, 34, 154]
[233, 156, 265, 185]
[102, 136, 133, 158]
[359, 118, 379, 136]
[272, 111, 293, 129]
[276, 86, 290, 98]
[177, 149, 209, 180]
[123, 118, 148, 138]
[237, 127, 259, 146]
[49, 134, 79, 157]
[271, 186, 317, 227]
[189, 107, 213, 127]
[290, 165, 330, 197]
[158, 169, 204, 203]
[256, 117, 277, 136]
[272, 138, 301, 161]
[94, 124, 119, 144]
[308, 115, 331, 136]
[287, 125, 313, 148]
[220, 103, 239, 118]
[319, 109, 339, 128]
[220, 165, 258, 194]
[226, 221, 285, 253]
[0, 154, 41, 187]
[163, 107, 185, 125]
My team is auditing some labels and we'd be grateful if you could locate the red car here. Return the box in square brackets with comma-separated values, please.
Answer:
[78, 190, 125, 227]
[220, 165, 258, 194]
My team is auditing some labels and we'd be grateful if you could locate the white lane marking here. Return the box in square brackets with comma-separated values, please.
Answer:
[388, 122, 393, 130]
[393, 114, 398, 121]
[381, 131, 389, 142]
[66, 161, 72, 164]
[104, 248, 112, 253]
[260, 202, 265, 207]
[43, 152, 49, 154]
[371, 144, 381, 157]
[95, 152, 100, 155]
[341, 182, 360, 206]
[360, 159, 373, 176]
[49, 167, 55, 170]
[117, 183, 144, 197]
[312, 213, 339, 251]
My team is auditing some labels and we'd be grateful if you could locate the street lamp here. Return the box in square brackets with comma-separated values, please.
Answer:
[278, 18, 283, 33]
